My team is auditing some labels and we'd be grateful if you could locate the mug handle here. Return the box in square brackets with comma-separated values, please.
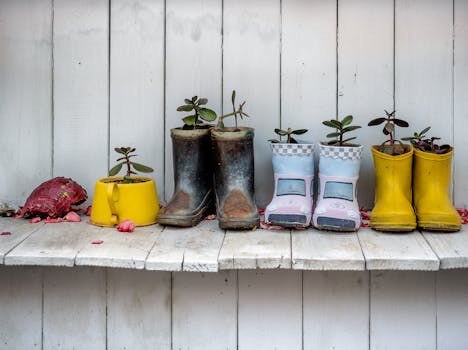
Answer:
[107, 182, 119, 225]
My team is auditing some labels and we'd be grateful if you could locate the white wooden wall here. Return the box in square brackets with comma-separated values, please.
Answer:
[1, 0, 467, 209]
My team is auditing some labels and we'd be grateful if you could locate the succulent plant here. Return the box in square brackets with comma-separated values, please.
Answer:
[109, 147, 154, 183]
[269, 128, 308, 144]
[177, 96, 217, 129]
[368, 110, 409, 155]
[322, 115, 361, 146]
[402, 126, 450, 154]
[216, 90, 251, 130]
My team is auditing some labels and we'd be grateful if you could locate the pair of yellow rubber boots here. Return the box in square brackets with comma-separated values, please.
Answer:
[370, 145, 461, 232]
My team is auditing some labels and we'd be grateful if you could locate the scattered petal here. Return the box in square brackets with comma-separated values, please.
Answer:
[84, 205, 92, 216]
[360, 209, 371, 221]
[294, 226, 306, 231]
[44, 216, 63, 223]
[204, 214, 216, 220]
[63, 211, 81, 222]
[92, 239, 104, 244]
[260, 220, 286, 230]
[258, 207, 265, 215]
[117, 219, 135, 232]
[361, 221, 370, 228]
[1, 232, 12, 236]
[30, 217, 42, 223]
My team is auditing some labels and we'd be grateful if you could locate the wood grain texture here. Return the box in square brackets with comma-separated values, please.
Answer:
[0, 0, 52, 207]
[0, 218, 44, 264]
[338, 0, 394, 209]
[424, 227, 468, 269]
[218, 230, 291, 269]
[292, 229, 365, 270]
[110, 0, 166, 200]
[238, 270, 302, 350]
[0, 267, 42, 350]
[223, 0, 281, 207]
[53, 0, 109, 202]
[107, 269, 171, 350]
[146, 220, 224, 272]
[43, 267, 106, 350]
[4, 221, 103, 267]
[436, 270, 468, 349]
[172, 271, 237, 349]
[370, 271, 436, 350]
[358, 228, 439, 270]
[303, 271, 369, 350]
[164, 0, 222, 203]
[454, 0, 468, 207]
[76, 224, 162, 269]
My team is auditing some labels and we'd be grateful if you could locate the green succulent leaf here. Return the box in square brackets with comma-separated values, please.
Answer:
[183, 115, 197, 125]
[184, 98, 192, 104]
[292, 129, 308, 135]
[368, 117, 387, 126]
[384, 122, 395, 134]
[341, 137, 357, 144]
[393, 119, 409, 127]
[198, 98, 208, 105]
[198, 108, 217, 122]
[240, 111, 250, 118]
[114, 147, 125, 154]
[420, 126, 431, 135]
[275, 128, 288, 136]
[191, 96, 198, 102]
[177, 105, 194, 112]
[268, 139, 280, 143]
[342, 115, 353, 126]
[383, 126, 390, 135]
[108, 162, 124, 176]
[231, 90, 236, 105]
[131, 162, 154, 173]
[290, 137, 298, 144]
[342, 125, 362, 133]
[326, 132, 341, 138]
[323, 120, 341, 128]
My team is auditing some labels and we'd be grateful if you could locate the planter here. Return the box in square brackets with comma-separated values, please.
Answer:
[211, 127, 260, 229]
[90, 176, 159, 227]
[369, 145, 416, 232]
[313, 143, 362, 231]
[413, 147, 460, 232]
[264, 142, 314, 227]
[157, 127, 214, 227]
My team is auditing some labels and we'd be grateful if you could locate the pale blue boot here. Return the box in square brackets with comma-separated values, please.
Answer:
[313, 144, 363, 231]
[265, 143, 314, 227]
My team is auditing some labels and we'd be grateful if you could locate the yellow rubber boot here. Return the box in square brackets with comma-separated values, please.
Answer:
[370, 145, 416, 232]
[413, 148, 461, 232]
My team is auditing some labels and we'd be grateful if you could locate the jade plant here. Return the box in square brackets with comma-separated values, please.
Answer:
[402, 126, 450, 154]
[216, 90, 250, 130]
[269, 128, 308, 144]
[109, 147, 154, 183]
[177, 96, 217, 129]
[368, 110, 409, 155]
[322, 115, 361, 146]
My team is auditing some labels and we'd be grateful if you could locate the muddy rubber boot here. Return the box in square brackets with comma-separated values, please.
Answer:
[313, 144, 363, 232]
[413, 148, 461, 232]
[212, 127, 260, 229]
[157, 128, 214, 227]
[370, 145, 416, 232]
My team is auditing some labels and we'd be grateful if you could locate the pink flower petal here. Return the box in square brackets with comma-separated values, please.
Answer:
[258, 207, 266, 215]
[117, 219, 135, 232]
[92, 239, 104, 244]
[44, 217, 63, 223]
[84, 205, 92, 216]
[203, 214, 216, 220]
[63, 211, 81, 222]
[30, 217, 42, 223]
[1, 231, 12, 236]
[260, 220, 286, 230]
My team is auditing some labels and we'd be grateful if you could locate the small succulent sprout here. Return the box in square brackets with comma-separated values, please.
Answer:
[322, 115, 361, 146]
[177, 96, 217, 129]
[402, 126, 451, 154]
[217, 90, 251, 130]
[368, 110, 409, 155]
[109, 147, 154, 183]
[269, 128, 308, 144]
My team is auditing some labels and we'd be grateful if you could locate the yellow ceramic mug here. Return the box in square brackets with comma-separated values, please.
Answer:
[90, 176, 159, 227]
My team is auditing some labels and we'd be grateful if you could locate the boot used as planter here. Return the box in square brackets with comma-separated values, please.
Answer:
[212, 127, 260, 229]
[403, 126, 460, 231]
[157, 96, 217, 227]
[90, 147, 159, 227]
[368, 111, 416, 232]
[157, 128, 214, 227]
[312, 115, 362, 231]
[265, 127, 313, 228]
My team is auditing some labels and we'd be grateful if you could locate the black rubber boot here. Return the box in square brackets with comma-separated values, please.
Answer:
[157, 128, 214, 227]
[212, 127, 260, 229]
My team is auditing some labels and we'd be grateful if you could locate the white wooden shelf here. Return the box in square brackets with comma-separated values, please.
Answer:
[2, 217, 468, 272]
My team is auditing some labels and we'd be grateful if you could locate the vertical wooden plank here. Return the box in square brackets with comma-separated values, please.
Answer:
[454, 0, 468, 207]
[281, 0, 336, 144]
[172, 271, 237, 349]
[238, 270, 302, 350]
[164, 0, 222, 202]
[223, 0, 281, 207]
[110, 0, 166, 200]
[107, 269, 171, 350]
[0, 267, 42, 350]
[395, 0, 453, 144]
[338, 0, 394, 209]
[0, 0, 52, 207]
[53, 0, 109, 200]
[437, 270, 468, 349]
[370, 271, 436, 350]
[43, 267, 106, 350]
[303, 271, 369, 350]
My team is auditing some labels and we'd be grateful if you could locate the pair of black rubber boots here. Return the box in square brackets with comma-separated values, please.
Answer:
[157, 127, 260, 230]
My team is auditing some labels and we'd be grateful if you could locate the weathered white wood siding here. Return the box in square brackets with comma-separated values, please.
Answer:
[2, 0, 467, 209]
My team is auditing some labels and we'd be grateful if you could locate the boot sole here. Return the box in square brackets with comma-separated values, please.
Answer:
[370, 223, 416, 232]
[418, 222, 461, 232]
[157, 199, 213, 227]
[218, 216, 260, 230]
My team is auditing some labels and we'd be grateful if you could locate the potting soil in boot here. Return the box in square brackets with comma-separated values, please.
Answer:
[157, 128, 214, 227]
[313, 144, 362, 231]
[265, 143, 314, 228]
[212, 127, 260, 229]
